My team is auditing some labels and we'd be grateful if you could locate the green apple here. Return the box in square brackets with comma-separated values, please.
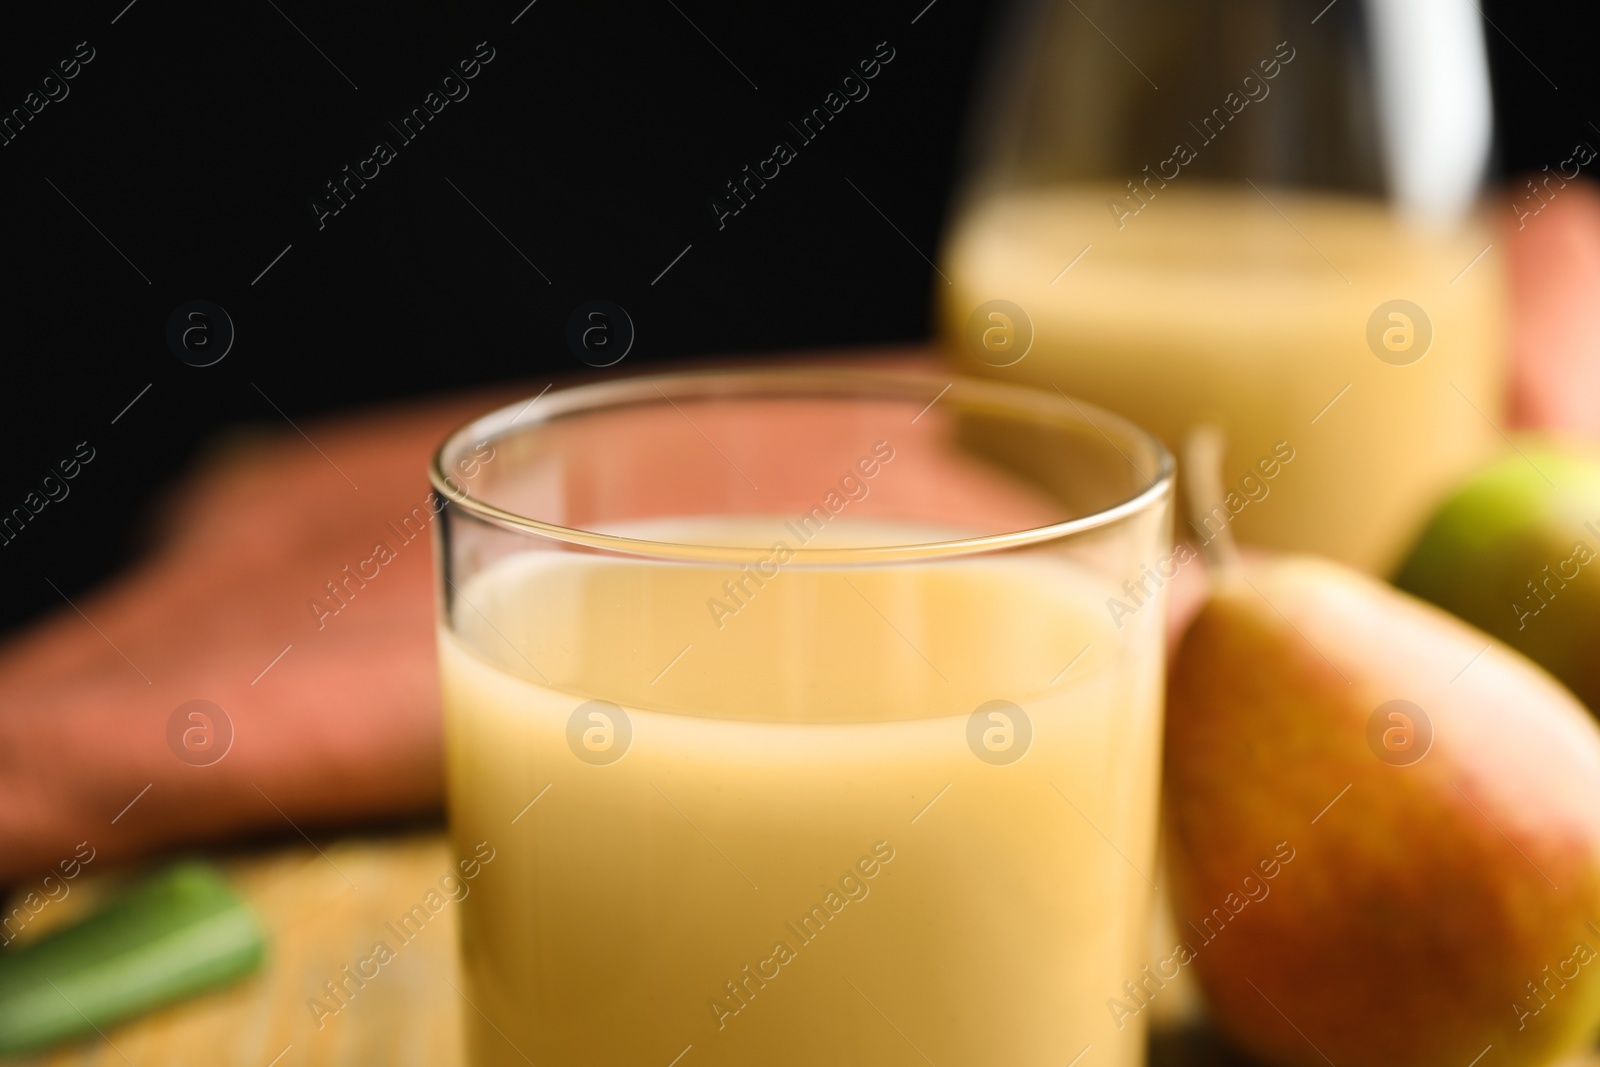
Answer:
[1395, 444, 1600, 714]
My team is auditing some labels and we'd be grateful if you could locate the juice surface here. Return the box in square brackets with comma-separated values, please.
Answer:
[941, 182, 1505, 573]
[441, 518, 1165, 1066]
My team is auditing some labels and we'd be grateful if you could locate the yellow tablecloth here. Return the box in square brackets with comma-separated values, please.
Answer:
[3, 833, 464, 1067]
[8, 831, 1598, 1067]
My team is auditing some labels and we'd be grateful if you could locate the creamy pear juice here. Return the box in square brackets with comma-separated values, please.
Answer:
[440, 519, 1165, 1066]
[942, 184, 1505, 573]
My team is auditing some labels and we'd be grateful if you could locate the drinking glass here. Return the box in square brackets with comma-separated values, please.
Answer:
[431, 369, 1172, 1066]
[941, 0, 1504, 573]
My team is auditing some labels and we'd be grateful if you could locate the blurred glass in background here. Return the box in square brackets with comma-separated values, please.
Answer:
[940, 0, 1503, 572]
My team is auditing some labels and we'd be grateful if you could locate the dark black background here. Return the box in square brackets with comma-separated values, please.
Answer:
[0, 0, 1585, 633]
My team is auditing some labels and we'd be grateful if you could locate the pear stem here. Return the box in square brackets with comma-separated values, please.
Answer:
[1183, 423, 1240, 584]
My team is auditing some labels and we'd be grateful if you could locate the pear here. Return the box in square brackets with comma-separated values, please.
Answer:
[1395, 444, 1600, 715]
[1164, 554, 1600, 1067]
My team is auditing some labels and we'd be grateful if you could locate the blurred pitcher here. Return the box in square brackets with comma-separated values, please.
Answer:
[940, 0, 1504, 572]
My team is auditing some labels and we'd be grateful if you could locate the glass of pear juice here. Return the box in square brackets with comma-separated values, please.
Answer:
[430, 370, 1173, 1067]
[940, 182, 1504, 574]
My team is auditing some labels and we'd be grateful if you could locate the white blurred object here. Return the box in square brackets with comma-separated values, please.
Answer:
[1365, 0, 1495, 224]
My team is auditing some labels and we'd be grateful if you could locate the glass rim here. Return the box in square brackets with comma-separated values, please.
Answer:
[429, 367, 1174, 564]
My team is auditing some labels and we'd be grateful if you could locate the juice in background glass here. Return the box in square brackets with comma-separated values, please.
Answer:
[942, 182, 1504, 573]
[430, 374, 1172, 1066]
[941, 0, 1504, 572]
